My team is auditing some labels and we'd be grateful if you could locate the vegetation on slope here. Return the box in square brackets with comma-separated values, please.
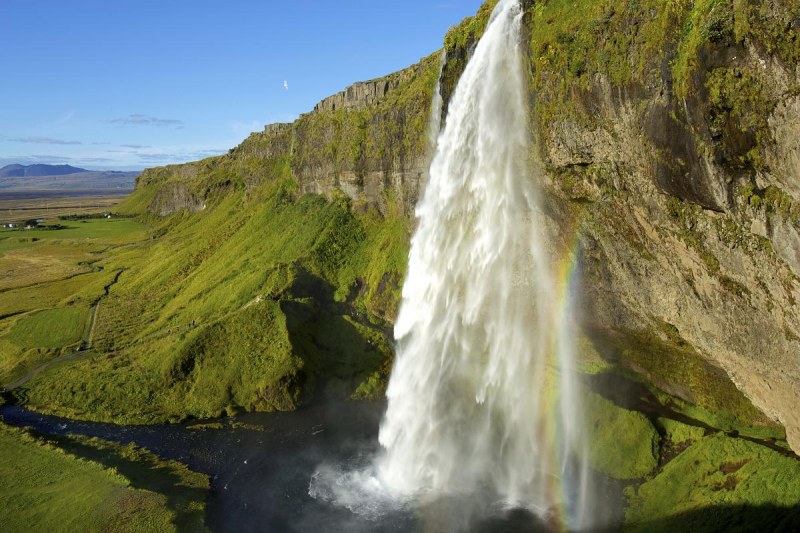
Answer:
[625, 434, 800, 531]
[584, 390, 660, 480]
[9, 177, 404, 423]
[0, 423, 208, 532]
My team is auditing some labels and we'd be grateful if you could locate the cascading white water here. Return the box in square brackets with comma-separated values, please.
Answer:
[427, 49, 447, 150]
[310, 0, 592, 528]
[375, 0, 591, 526]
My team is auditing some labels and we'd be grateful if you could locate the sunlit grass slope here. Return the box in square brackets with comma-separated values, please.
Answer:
[625, 433, 800, 531]
[22, 178, 407, 423]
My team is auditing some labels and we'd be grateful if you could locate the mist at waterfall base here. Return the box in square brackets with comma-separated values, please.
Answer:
[309, 0, 598, 530]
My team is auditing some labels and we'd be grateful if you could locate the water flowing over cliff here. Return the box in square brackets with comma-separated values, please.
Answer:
[10, 0, 797, 529]
[311, 1, 593, 527]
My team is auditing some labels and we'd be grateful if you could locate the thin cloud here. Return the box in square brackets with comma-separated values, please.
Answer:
[121, 144, 149, 149]
[192, 149, 226, 159]
[136, 148, 227, 164]
[29, 155, 74, 162]
[9, 137, 83, 145]
[110, 114, 184, 128]
[137, 153, 172, 162]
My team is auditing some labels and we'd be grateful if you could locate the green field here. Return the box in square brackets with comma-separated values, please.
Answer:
[0, 424, 208, 533]
[0, 215, 145, 388]
[17, 180, 402, 423]
[6, 307, 88, 349]
[0, 218, 145, 242]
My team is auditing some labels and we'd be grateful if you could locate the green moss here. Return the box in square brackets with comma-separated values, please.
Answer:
[706, 66, 775, 170]
[659, 417, 707, 446]
[625, 434, 800, 531]
[595, 326, 779, 435]
[443, 0, 499, 51]
[584, 390, 660, 480]
[738, 183, 800, 225]
[528, 0, 693, 133]
[672, 0, 738, 97]
[738, 0, 800, 66]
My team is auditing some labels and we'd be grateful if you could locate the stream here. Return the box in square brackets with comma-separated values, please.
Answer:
[1, 401, 414, 532]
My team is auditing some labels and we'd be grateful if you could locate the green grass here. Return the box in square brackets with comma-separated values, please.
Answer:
[21, 179, 402, 423]
[50, 434, 209, 532]
[625, 433, 800, 531]
[591, 326, 780, 437]
[584, 390, 660, 480]
[0, 212, 148, 388]
[0, 423, 200, 532]
[6, 307, 88, 349]
[0, 218, 145, 242]
[659, 417, 707, 446]
[0, 306, 91, 385]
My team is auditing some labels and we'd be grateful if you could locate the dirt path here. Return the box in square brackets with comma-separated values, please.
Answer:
[2, 269, 125, 392]
[4, 350, 95, 391]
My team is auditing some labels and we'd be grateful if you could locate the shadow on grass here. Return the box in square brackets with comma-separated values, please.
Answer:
[279, 267, 389, 398]
[584, 371, 799, 460]
[627, 503, 800, 533]
[45, 434, 208, 531]
[467, 503, 800, 532]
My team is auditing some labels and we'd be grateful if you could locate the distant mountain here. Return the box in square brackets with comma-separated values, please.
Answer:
[0, 164, 139, 191]
[0, 164, 88, 178]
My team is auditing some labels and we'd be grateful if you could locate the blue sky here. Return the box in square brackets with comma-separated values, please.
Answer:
[0, 1, 484, 170]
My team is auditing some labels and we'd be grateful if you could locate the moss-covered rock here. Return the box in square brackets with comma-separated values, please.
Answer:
[625, 434, 800, 531]
[585, 391, 660, 480]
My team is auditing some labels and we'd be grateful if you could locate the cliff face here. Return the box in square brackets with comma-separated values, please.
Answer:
[135, 53, 440, 221]
[133, 0, 799, 449]
[523, 0, 800, 451]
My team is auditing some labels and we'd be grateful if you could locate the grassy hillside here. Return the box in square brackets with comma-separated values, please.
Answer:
[0, 177, 405, 423]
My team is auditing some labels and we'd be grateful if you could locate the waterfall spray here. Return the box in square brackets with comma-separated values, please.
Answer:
[311, 0, 592, 528]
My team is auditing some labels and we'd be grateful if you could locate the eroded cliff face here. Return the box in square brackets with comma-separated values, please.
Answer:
[523, 0, 800, 450]
[134, 0, 799, 449]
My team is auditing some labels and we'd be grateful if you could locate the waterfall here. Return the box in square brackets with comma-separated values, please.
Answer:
[311, 0, 592, 528]
[377, 0, 591, 526]
[427, 48, 447, 150]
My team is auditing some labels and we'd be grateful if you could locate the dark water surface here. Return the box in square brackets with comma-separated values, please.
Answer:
[0, 402, 620, 532]
[1, 402, 419, 532]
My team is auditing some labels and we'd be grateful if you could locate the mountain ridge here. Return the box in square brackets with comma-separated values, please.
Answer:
[0, 164, 88, 178]
[0, 164, 140, 191]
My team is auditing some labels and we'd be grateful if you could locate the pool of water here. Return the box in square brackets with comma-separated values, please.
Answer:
[0, 402, 621, 532]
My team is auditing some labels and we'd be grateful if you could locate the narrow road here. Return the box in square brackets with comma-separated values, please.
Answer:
[5, 350, 96, 391]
